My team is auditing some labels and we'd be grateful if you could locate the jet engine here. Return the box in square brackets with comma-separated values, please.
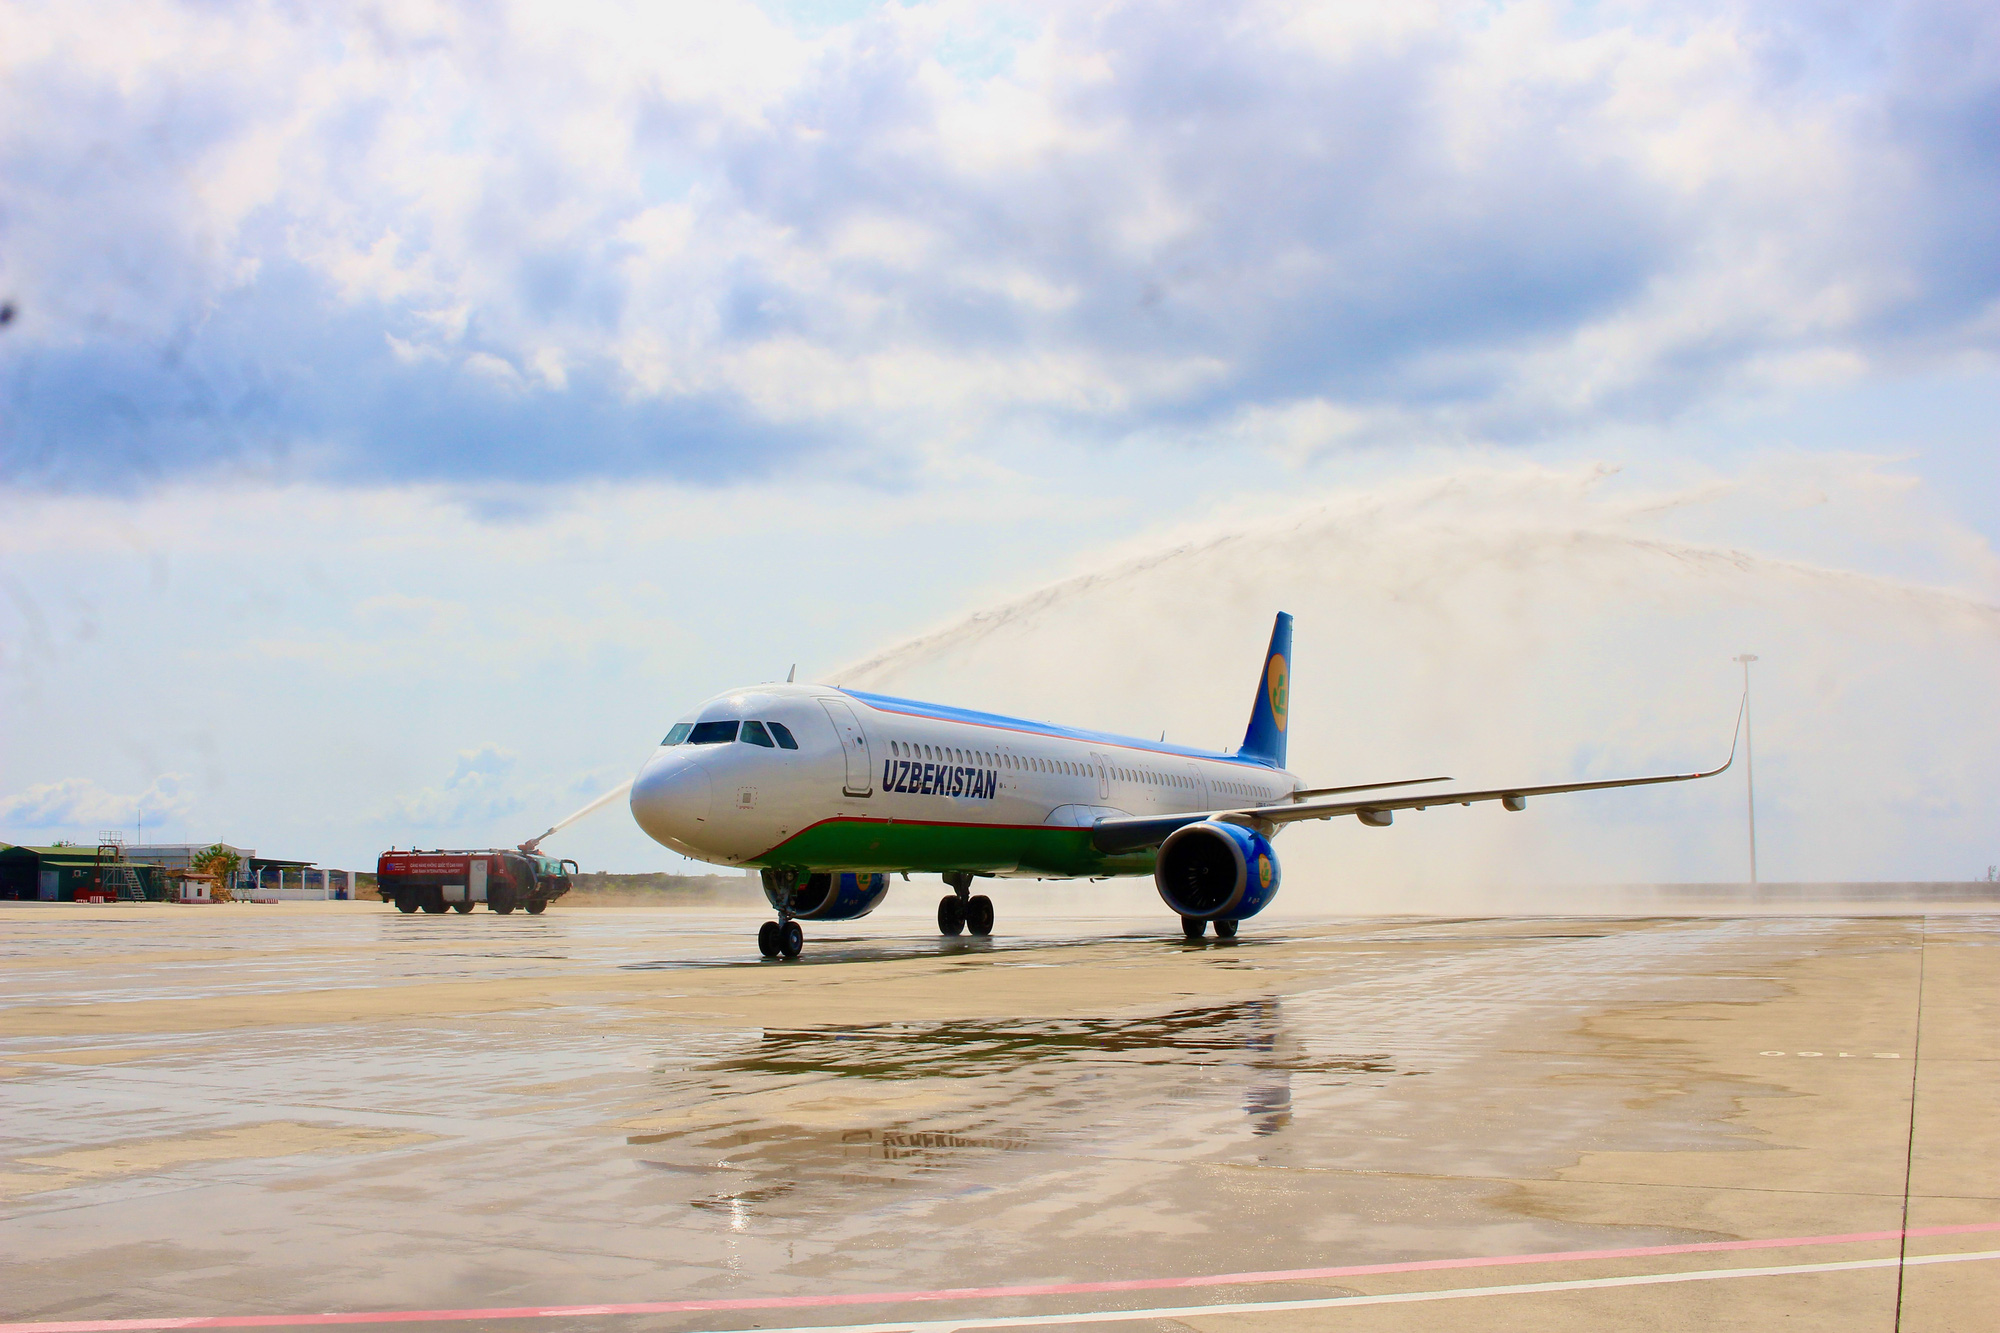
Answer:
[1154, 821, 1281, 921]
[761, 870, 891, 921]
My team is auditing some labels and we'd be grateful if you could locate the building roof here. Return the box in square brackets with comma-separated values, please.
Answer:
[0, 845, 107, 865]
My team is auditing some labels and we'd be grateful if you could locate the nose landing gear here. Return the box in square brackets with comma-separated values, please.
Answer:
[758, 868, 807, 959]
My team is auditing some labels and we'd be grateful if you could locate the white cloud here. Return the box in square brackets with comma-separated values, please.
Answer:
[386, 744, 525, 827]
[4, 0, 1996, 488]
[0, 773, 196, 830]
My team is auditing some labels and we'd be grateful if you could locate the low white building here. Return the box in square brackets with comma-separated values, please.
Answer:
[125, 845, 351, 901]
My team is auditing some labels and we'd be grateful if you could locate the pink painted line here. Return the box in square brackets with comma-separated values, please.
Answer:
[9, 1221, 1999, 1333]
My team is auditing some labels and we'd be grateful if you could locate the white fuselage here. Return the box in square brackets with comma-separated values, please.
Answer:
[629, 683, 1299, 875]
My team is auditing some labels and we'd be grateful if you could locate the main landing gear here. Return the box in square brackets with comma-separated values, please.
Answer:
[938, 873, 994, 938]
[757, 919, 804, 959]
[1180, 916, 1239, 941]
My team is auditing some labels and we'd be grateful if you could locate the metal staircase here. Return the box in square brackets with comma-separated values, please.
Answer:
[95, 832, 149, 902]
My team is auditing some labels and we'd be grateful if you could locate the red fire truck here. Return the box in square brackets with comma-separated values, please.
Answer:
[376, 849, 576, 915]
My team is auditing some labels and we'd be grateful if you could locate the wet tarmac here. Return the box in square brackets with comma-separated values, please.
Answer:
[0, 901, 1994, 1331]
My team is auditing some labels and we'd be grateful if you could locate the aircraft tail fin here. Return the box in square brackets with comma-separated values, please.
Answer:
[1238, 612, 1292, 768]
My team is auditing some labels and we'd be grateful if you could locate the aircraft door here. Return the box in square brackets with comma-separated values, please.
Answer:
[1186, 763, 1209, 809]
[1090, 752, 1110, 801]
[818, 700, 875, 797]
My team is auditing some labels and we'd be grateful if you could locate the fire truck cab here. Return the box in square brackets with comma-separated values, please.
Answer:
[376, 849, 576, 916]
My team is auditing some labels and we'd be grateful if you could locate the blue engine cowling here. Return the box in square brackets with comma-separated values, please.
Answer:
[1154, 821, 1281, 921]
[762, 870, 891, 920]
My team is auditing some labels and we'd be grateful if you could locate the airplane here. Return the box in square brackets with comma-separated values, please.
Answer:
[628, 613, 1738, 958]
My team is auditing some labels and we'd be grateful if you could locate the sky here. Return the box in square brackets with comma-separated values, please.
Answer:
[2, 0, 1996, 892]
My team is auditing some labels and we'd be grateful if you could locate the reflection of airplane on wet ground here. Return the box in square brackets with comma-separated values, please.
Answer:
[631, 613, 1739, 957]
[631, 999, 1354, 1204]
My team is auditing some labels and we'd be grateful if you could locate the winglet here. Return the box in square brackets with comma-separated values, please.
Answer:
[1715, 687, 1747, 776]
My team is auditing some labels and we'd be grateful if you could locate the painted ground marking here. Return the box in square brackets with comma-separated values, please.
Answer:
[5, 1223, 1998, 1333]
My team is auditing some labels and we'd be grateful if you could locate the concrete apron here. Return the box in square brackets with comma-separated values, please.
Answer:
[0, 907, 1992, 1332]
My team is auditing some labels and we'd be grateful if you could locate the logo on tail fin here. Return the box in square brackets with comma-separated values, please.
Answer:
[1240, 611, 1293, 768]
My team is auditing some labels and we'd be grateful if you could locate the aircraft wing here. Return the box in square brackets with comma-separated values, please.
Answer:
[1092, 699, 1742, 856]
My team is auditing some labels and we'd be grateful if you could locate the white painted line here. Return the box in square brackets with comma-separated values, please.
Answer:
[738, 1249, 2000, 1333]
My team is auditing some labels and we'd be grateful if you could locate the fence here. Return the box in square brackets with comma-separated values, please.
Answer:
[230, 868, 351, 902]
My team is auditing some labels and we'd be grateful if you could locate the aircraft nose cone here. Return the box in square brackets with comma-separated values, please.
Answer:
[630, 754, 713, 849]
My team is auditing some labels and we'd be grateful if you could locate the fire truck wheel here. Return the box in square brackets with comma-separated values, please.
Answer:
[757, 920, 781, 957]
[452, 901, 474, 913]
[421, 893, 449, 914]
[492, 899, 515, 915]
[526, 898, 547, 915]
[780, 920, 804, 958]
[395, 892, 419, 914]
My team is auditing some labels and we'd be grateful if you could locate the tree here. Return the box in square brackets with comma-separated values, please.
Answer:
[191, 844, 240, 903]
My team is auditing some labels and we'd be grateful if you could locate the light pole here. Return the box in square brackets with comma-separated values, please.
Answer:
[1734, 654, 1759, 887]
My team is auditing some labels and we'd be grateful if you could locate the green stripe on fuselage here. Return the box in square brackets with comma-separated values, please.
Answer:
[746, 819, 1156, 878]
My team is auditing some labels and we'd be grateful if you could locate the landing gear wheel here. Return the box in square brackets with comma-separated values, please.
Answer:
[758, 920, 782, 958]
[452, 900, 474, 914]
[526, 898, 547, 915]
[779, 920, 804, 958]
[966, 894, 994, 937]
[1213, 919, 1239, 939]
[1181, 915, 1207, 940]
[395, 893, 419, 914]
[938, 895, 965, 936]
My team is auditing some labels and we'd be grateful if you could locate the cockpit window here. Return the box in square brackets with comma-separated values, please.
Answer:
[741, 720, 776, 748]
[768, 722, 799, 750]
[687, 720, 740, 745]
[661, 723, 693, 746]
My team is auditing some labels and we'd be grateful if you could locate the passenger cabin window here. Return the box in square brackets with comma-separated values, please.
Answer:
[687, 720, 739, 745]
[741, 720, 776, 748]
[662, 723, 693, 746]
[769, 722, 798, 750]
